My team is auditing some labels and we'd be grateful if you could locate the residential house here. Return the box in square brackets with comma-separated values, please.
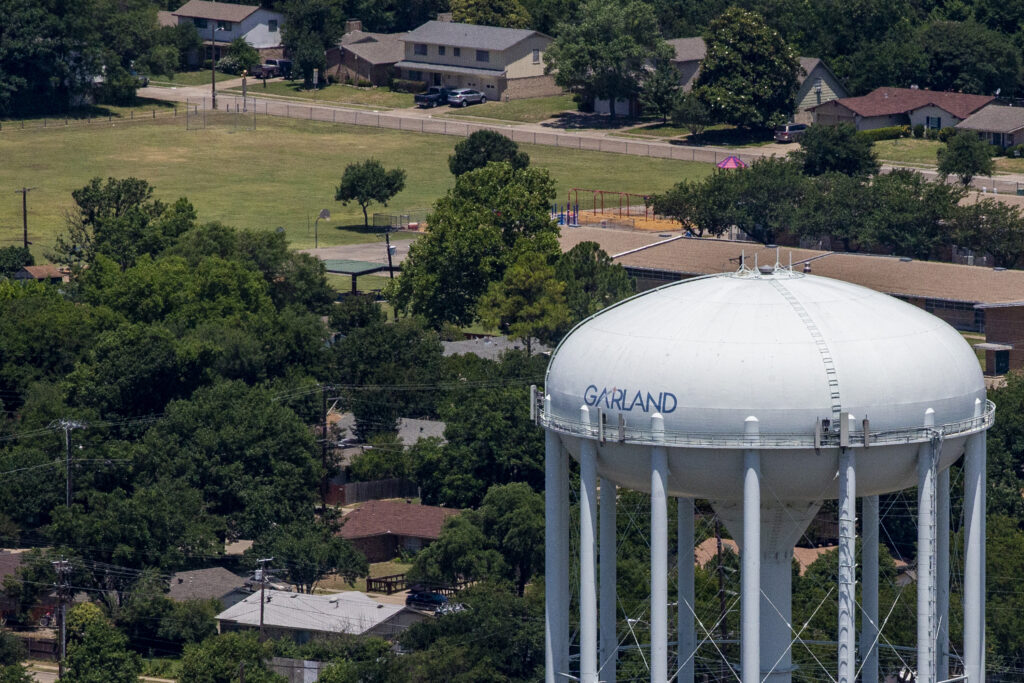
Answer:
[693, 538, 835, 576]
[597, 39, 846, 119]
[808, 87, 994, 131]
[168, 567, 250, 609]
[955, 105, 1024, 149]
[442, 335, 544, 358]
[171, 0, 284, 65]
[396, 21, 558, 100]
[216, 589, 425, 641]
[326, 22, 406, 86]
[338, 499, 460, 562]
[12, 265, 66, 284]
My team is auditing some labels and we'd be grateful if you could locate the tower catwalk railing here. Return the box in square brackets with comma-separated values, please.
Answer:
[535, 399, 995, 448]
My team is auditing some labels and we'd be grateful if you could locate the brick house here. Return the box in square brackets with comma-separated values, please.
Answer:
[808, 87, 994, 131]
[326, 25, 406, 86]
[395, 21, 558, 100]
[956, 105, 1024, 149]
[172, 0, 284, 64]
[338, 500, 460, 562]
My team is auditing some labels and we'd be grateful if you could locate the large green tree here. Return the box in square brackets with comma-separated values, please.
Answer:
[951, 199, 1024, 269]
[249, 519, 368, 593]
[389, 163, 558, 328]
[860, 169, 965, 259]
[938, 130, 995, 186]
[448, 130, 530, 176]
[544, 0, 673, 118]
[789, 123, 879, 177]
[449, 0, 531, 28]
[555, 241, 634, 323]
[179, 632, 283, 683]
[281, 0, 346, 87]
[693, 7, 801, 129]
[639, 59, 681, 123]
[334, 159, 407, 228]
[477, 250, 570, 353]
[63, 603, 141, 683]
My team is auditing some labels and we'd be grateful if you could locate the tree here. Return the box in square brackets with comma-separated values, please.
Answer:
[555, 241, 634, 323]
[938, 131, 995, 186]
[793, 173, 871, 251]
[0, 248, 32, 279]
[860, 170, 965, 259]
[250, 520, 368, 593]
[281, 0, 346, 87]
[334, 160, 407, 228]
[448, 130, 530, 176]
[639, 60, 680, 123]
[951, 200, 1024, 269]
[331, 317, 443, 439]
[789, 123, 879, 177]
[670, 92, 710, 137]
[409, 484, 543, 595]
[221, 37, 260, 75]
[179, 632, 283, 683]
[544, 0, 673, 118]
[477, 250, 570, 354]
[63, 603, 140, 683]
[450, 0, 531, 28]
[328, 294, 386, 334]
[389, 163, 558, 327]
[651, 173, 739, 237]
[913, 21, 1019, 96]
[693, 8, 801, 129]
[722, 157, 808, 244]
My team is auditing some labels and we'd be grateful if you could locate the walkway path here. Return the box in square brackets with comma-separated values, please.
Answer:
[138, 83, 1024, 196]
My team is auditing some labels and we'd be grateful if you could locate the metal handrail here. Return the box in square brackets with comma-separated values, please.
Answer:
[536, 399, 995, 450]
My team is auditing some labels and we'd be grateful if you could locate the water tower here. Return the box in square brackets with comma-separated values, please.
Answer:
[536, 264, 993, 683]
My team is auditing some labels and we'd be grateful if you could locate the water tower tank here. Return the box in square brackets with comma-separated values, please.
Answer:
[539, 266, 993, 683]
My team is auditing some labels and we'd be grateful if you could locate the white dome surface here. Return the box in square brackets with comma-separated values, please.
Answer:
[545, 269, 986, 438]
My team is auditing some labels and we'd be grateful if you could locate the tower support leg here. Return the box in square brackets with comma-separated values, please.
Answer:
[741, 416, 761, 683]
[580, 406, 599, 683]
[838, 445, 857, 683]
[964, 400, 986, 683]
[651, 414, 668, 683]
[917, 409, 937, 683]
[937, 467, 950, 680]
[545, 426, 569, 682]
[600, 477, 617, 683]
[860, 495, 879, 683]
[677, 497, 695, 683]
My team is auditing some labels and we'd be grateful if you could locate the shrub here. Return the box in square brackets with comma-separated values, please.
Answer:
[861, 125, 908, 142]
[938, 126, 958, 143]
[1005, 144, 1024, 158]
[356, 78, 372, 88]
[926, 127, 940, 140]
[390, 78, 426, 93]
[989, 144, 1003, 157]
[913, 123, 925, 138]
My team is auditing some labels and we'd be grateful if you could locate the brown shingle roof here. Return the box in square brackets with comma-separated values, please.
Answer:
[815, 87, 993, 119]
[560, 227, 1024, 305]
[956, 105, 1024, 135]
[338, 500, 460, 540]
[344, 34, 406, 66]
[15, 265, 64, 280]
[173, 0, 260, 22]
[157, 10, 177, 27]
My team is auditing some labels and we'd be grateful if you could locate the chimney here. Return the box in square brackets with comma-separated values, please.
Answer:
[345, 19, 362, 33]
[436, 12, 453, 22]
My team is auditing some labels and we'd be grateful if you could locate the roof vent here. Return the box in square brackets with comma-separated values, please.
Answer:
[910, 84, 919, 90]
[899, 257, 912, 262]
[994, 266, 1007, 271]
[758, 265, 774, 275]
[803, 262, 812, 273]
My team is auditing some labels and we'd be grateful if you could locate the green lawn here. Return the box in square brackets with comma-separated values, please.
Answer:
[225, 80, 416, 109]
[148, 70, 237, 87]
[995, 156, 1024, 174]
[0, 113, 710, 257]
[439, 94, 577, 123]
[873, 138, 942, 166]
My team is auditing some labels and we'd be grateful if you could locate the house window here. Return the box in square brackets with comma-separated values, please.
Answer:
[216, 20, 231, 31]
[533, 48, 540, 64]
[414, 43, 427, 56]
[476, 50, 489, 62]
[926, 115, 941, 129]
[438, 46, 445, 56]
[408, 70, 423, 81]
[453, 47, 461, 57]
[193, 17, 208, 29]
[268, 19, 278, 32]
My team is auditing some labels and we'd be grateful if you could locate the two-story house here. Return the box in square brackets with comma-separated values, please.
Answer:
[395, 21, 559, 100]
[172, 0, 284, 65]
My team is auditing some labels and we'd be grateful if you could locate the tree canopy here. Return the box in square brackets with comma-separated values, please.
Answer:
[334, 159, 407, 228]
[448, 130, 530, 176]
[789, 124, 880, 177]
[449, 0, 531, 28]
[250, 519, 368, 593]
[938, 130, 995, 185]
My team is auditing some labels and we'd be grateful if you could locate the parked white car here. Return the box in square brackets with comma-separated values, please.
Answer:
[447, 88, 486, 107]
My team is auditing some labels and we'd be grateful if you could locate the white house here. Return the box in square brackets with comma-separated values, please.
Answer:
[172, 0, 284, 64]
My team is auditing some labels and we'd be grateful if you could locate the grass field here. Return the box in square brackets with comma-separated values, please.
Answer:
[873, 139, 942, 166]
[149, 70, 237, 87]
[0, 113, 711, 257]
[439, 94, 577, 123]
[225, 81, 416, 109]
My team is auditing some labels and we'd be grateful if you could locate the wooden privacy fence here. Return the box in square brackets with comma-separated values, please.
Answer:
[326, 477, 418, 506]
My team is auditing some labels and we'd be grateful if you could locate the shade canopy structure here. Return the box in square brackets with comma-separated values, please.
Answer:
[716, 155, 747, 169]
[323, 259, 387, 293]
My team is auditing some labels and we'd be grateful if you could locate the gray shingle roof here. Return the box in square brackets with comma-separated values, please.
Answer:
[956, 105, 1024, 134]
[667, 37, 706, 63]
[168, 567, 247, 602]
[403, 21, 543, 51]
[173, 0, 260, 22]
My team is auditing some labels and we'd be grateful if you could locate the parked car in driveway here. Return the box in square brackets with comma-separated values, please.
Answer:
[414, 87, 453, 108]
[405, 591, 448, 612]
[774, 123, 807, 142]
[447, 88, 486, 107]
[250, 63, 280, 79]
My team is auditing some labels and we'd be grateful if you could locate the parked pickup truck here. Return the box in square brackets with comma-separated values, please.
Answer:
[414, 87, 453, 108]
[249, 63, 280, 79]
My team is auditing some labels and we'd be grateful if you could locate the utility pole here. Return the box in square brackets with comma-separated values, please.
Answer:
[256, 557, 273, 642]
[51, 420, 85, 508]
[321, 384, 329, 508]
[52, 559, 71, 679]
[14, 187, 35, 250]
[384, 226, 395, 279]
[210, 24, 218, 110]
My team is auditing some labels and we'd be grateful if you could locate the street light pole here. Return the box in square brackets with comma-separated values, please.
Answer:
[314, 209, 330, 249]
[14, 187, 35, 250]
[210, 24, 224, 110]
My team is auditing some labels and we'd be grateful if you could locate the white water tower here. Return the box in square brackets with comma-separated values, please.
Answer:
[537, 264, 993, 683]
